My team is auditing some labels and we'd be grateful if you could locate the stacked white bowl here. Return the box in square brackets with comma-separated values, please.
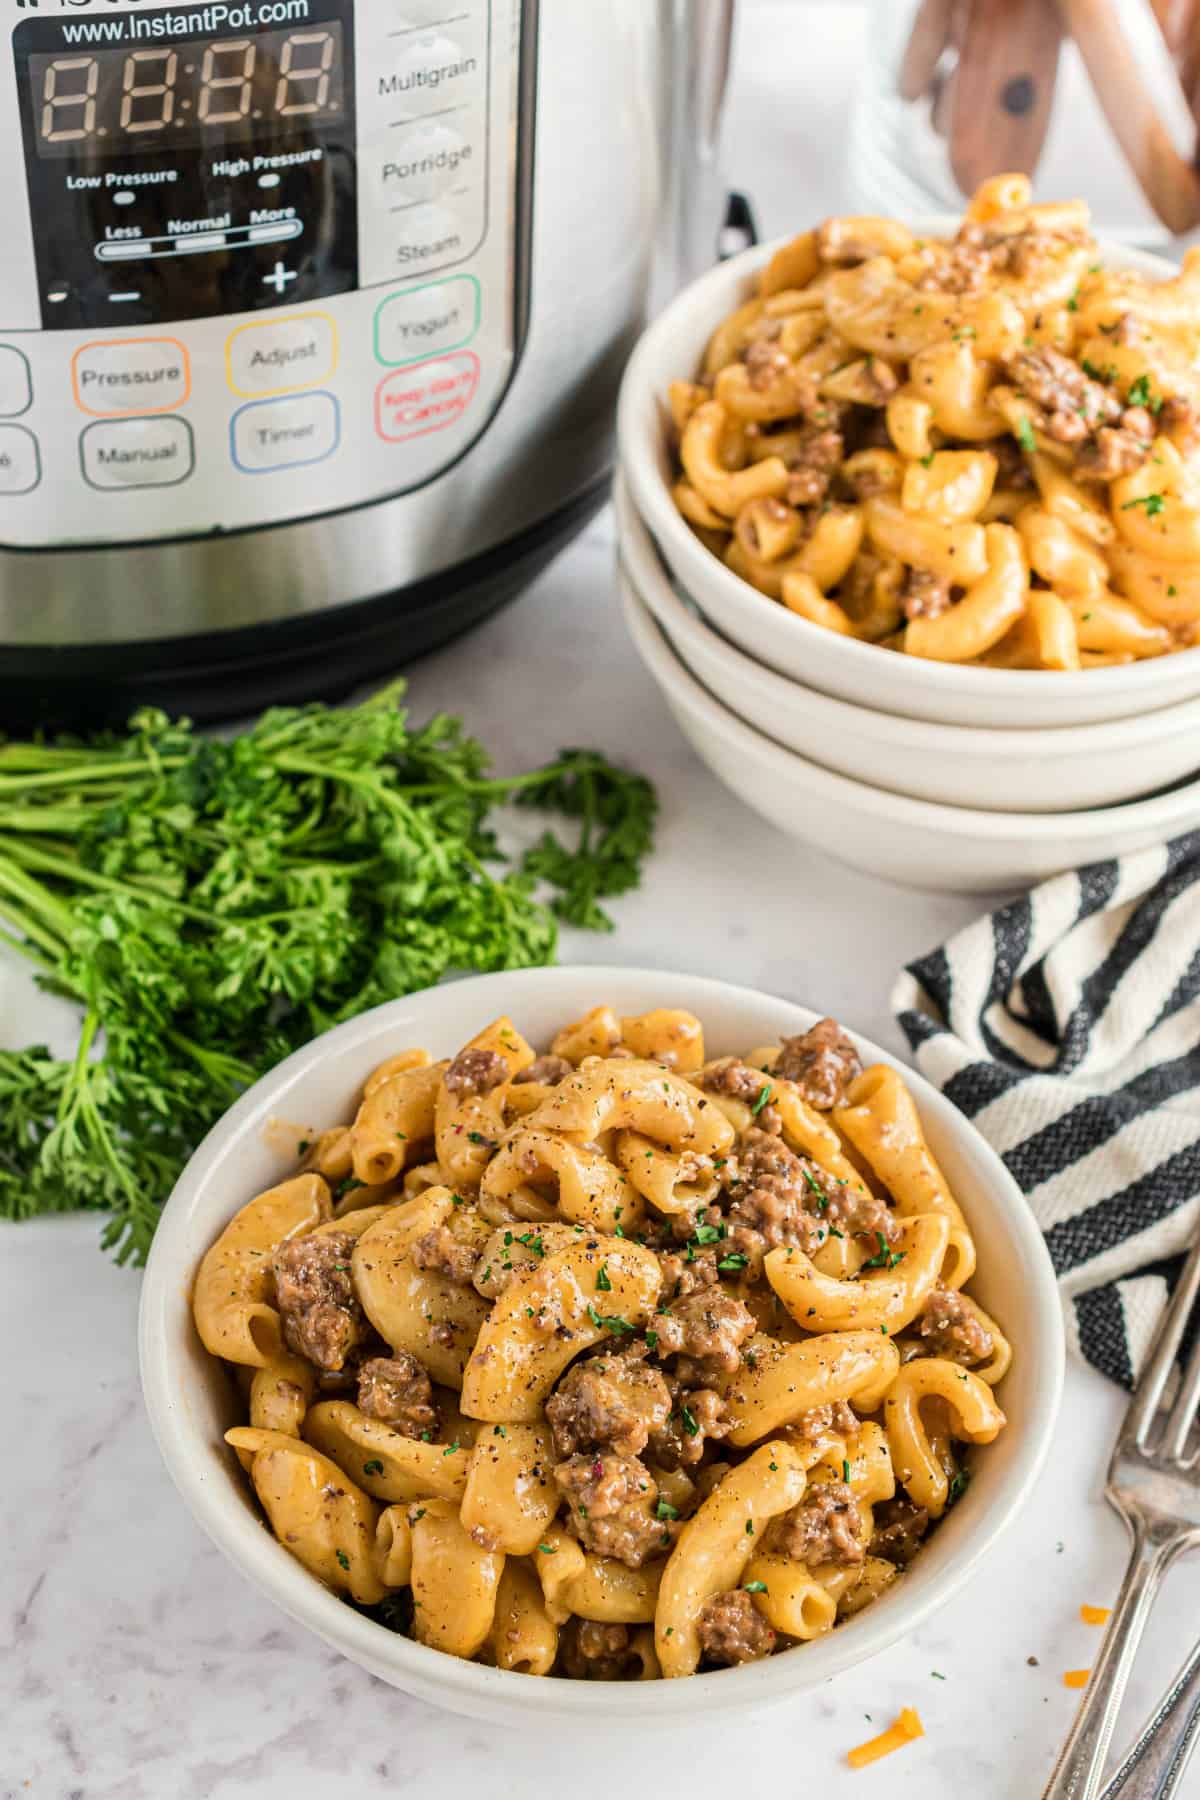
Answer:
[615, 234, 1200, 894]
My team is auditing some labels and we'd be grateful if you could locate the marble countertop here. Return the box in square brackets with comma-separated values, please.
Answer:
[6, 6, 1200, 1797]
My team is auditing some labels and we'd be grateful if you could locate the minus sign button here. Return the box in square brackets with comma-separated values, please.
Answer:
[110, 291, 141, 303]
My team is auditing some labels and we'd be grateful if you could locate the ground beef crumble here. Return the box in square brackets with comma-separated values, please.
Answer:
[775, 1481, 866, 1570]
[901, 568, 954, 622]
[723, 1131, 830, 1269]
[356, 1352, 438, 1439]
[656, 1245, 721, 1301]
[793, 1398, 860, 1443]
[785, 427, 844, 508]
[774, 1018, 863, 1110]
[917, 1285, 994, 1366]
[443, 1047, 509, 1098]
[545, 1348, 672, 1460]
[698, 1589, 777, 1665]
[272, 1230, 363, 1373]
[560, 1620, 644, 1681]
[871, 1495, 931, 1566]
[409, 1224, 481, 1286]
[648, 1384, 732, 1470]
[512, 1054, 574, 1087]
[652, 1290, 756, 1379]
[554, 1453, 670, 1568]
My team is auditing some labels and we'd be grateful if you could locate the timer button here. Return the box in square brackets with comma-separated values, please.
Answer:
[0, 349, 33, 419]
[80, 416, 194, 491]
[0, 426, 41, 496]
[375, 275, 480, 367]
[231, 392, 341, 474]
[226, 313, 339, 399]
[72, 338, 191, 418]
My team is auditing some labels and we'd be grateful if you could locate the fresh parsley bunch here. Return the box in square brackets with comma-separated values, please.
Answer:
[0, 683, 655, 1264]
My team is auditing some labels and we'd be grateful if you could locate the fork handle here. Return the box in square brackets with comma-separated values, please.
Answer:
[1042, 1524, 1180, 1800]
[1099, 1635, 1200, 1798]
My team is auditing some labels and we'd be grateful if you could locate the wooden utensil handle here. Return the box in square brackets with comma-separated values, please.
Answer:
[899, 0, 956, 100]
[1055, 0, 1200, 232]
[949, 0, 1064, 195]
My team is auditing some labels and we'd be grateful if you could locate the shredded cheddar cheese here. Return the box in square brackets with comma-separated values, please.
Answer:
[1064, 1669, 1091, 1689]
[847, 1707, 926, 1769]
[1080, 1604, 1111, 1625]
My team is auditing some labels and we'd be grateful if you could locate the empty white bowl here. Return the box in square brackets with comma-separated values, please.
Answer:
[616, 224, 1200, 729]
[620, 567, 1200, 893]
[616, 471, 1200, 814]
[139, 966, 1062, 1724]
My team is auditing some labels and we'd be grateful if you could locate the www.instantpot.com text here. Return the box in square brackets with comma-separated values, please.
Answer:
[60, 2, 311, 44]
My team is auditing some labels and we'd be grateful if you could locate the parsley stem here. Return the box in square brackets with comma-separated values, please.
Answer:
[0, 756, 184, 793]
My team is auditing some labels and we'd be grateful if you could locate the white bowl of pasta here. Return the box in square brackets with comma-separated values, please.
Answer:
[617, 471, 1200, 814]
[617, 189, 1200, 729]
[621, 571, 1200, 892]
[140, 966, 1062, 1724]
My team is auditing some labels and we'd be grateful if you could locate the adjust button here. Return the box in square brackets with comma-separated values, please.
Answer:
[0, 348, 32, 418]
[0, 425, 40, 495]
[81, 416, 194, 490]
[226, 312, 338, 398]
[231, 392, 341, 473]
[375, 275, 480, 367]
[72, 337, 190, 417]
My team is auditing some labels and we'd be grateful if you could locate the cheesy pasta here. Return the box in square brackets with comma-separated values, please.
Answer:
[195, 1006, 1009, 1680]
[668, 176, 1200, 668]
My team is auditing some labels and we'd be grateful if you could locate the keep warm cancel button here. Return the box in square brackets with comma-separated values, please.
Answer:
[375, 351, 480, 443]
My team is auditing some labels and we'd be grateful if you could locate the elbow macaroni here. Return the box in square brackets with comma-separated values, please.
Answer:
[196, 1005, 1011, 1681]
[668, 184, 1200, 665]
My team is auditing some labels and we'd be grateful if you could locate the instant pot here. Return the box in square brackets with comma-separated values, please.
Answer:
[0, 0, 734, 725]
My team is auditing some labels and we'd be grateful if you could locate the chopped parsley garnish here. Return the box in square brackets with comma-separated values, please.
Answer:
[932, 1671, 946, 1680]
[718, 1253, 750, 1272]
[587, 1303, 635, 1335]
[296, 1139, 310, 1157]
[493, 1425, 506, 1437]
[801, 1166, 828, 1210]
[919, 451, 935, 468]
[645, 1330, 658, 1350]
[692, 1223, 724, 1246]
[363, 1459, 384, 1477]
[538, 1542, 556, 1555]
[515, 1231, 545, 1257]
[419, 1431, 432, 1443]
[743, 1580, 768, 1594]
[1122, 492, 1166, 516]
[411, 1507, 426, 1522]
[335, 1549, 350, 1571]
[596, 1263, 612, 1292]
[1015, 417, 1037, 454]
[656, 1499, 680, 1521]
[1126, 374, 1162, 414]
[861, 1230, 902, 1270]
[843, 1459, 851, 1483]
[745, 1519, 754, 1535]
[481, 1265, 492, 1284]
[1081, 358, 1116, 385]
[1169, 584, 1179, 597]
[947, 1469, 971, 1505]
[467, 1131, 494, 1147]
[680, 1404, 700, 1437]
[751, 1083, 774, 1118]
[443, 1440, 461, 1457]
[336, 1176, 366, 1198]
[1066, 291, 1079, 312]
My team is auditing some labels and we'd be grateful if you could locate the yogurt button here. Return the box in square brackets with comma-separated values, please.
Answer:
[375, 275, 480, 365]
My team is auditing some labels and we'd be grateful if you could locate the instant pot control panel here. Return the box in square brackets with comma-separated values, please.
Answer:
[0, 0, 528, 549]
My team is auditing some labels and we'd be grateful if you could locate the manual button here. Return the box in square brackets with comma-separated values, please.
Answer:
[72, 337, 190, 417]
[226, 313, 338, 399]
[81, 416, 194, 490]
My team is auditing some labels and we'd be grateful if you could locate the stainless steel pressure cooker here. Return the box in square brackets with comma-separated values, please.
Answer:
[0, 0, 734, 725]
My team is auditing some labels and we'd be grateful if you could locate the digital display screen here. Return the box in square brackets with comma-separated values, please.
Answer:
[28, 24, 345, 159]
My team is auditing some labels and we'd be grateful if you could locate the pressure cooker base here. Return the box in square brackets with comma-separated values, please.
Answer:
[0, 478, 607, 732]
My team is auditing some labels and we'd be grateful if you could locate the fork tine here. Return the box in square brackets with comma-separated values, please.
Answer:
[1125, 1228, 1200, 1445]
[1163, 1306, 1200, 1461]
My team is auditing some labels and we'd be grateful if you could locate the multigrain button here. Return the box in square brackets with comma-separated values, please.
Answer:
[375, 275, 480, 366]
[0, 348, 32, 418]
[0, 425, 40, 494]
[226, 313, 338, 398]
[81, 416, 194, 490]
[72, 337, 190, 417]
[388, 32, 481, 108]
[231, 391, 340, 473]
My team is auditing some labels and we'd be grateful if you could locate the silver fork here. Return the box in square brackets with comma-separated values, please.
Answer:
[1042, 1229, 1200, 1800]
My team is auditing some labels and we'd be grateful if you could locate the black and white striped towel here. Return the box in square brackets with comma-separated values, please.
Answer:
[892, 834, 1200, 1389]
